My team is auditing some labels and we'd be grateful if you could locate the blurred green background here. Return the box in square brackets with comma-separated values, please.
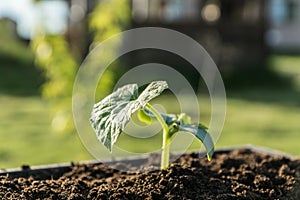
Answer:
[0, 0, 300, 169]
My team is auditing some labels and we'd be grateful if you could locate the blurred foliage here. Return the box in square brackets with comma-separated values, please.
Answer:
[31, 35, 77, 99]
[31, 0, 130, 133]
[89, 0, 130, 42]
[0, 20, 43, 95]
[89, 0, 130, 100]
[31, 35, 77, 133]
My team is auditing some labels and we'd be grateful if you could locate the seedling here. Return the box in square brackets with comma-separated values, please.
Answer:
[90, 81, 214, 169]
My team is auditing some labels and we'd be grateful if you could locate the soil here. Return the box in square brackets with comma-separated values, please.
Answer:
[0, 148, 299, 200]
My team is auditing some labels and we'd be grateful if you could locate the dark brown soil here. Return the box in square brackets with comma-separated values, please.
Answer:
[0, 148, 299, 199]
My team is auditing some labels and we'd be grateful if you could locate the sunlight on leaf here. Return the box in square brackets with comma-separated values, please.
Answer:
[90, 81, 168, 151]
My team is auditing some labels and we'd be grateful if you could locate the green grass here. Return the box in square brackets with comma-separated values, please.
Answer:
[1, 86, 299, 169]
[217, 92, 300, 155]
[218, 55, 300, 155]
[270, 55, 300, 89]
[0, 95, 92, 169]
[0, 21, 91, 168]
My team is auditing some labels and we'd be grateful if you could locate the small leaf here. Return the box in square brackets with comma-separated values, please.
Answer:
[137, 109, 153, 124]
[141, 108, 214, 160]
[142, 108, 177, 126]
[198, 123, 208, 130]
[177, 113, 191, 124]
[178, 124, 214, 160]
[90, 81, 168, 151]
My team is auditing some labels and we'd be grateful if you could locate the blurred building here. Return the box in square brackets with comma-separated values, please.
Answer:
[267, 0, 300, 53]
[130, 0, 269, 72]
[2, 0, 299, 67]
[59, 0, 300, 64]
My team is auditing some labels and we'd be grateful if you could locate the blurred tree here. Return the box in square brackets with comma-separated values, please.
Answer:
[89, 0, 130, 100]
[31, 35, 77, 133]
[31, 0, 130, 133]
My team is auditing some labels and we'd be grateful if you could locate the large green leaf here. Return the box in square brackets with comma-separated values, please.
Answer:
[90, 81, 168, 151]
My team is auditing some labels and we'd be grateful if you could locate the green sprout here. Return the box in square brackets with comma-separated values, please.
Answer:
[90, 81, 214, 169]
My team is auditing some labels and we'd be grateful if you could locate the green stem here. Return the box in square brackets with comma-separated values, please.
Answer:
[145, 103, 170, 169]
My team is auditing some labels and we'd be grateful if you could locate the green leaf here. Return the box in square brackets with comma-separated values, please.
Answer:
[177, 113, 191, 124]
[178, 124, 214, 160]
[141, 108, 177, 126]
[137, 81, 168, 107]
[139, 109, 214, 160]
[198, 123, 208, 130]
[90, 81, 168, 151]
[137, 109, 153, 124]
[90, 84, 138, 151]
